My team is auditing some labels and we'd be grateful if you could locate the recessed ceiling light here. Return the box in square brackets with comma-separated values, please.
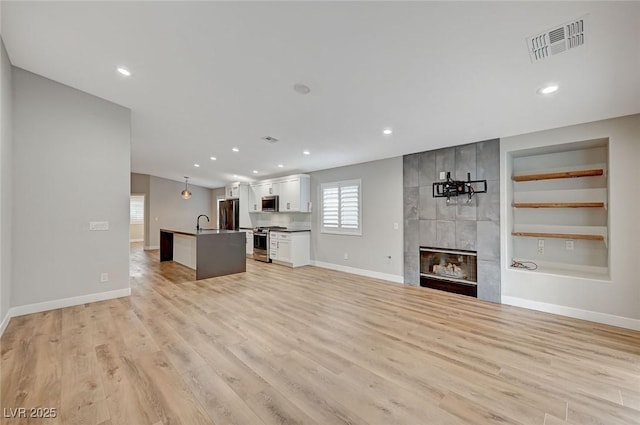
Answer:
[252, 170, 259, 174]
[194, 163, 200, 167]
[303, 150, 310, 155]
[294, 83, 311, 95]
[538, 84, 559, 95]
[232, 147, 239, 152]
[277, 164, 284, 168]
[117, 67, 131, 77]
[383, 128, 393, 135]
[210, 156, 217, 161]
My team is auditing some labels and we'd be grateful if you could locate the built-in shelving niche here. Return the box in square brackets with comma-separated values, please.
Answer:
[509, 138, 609, 279]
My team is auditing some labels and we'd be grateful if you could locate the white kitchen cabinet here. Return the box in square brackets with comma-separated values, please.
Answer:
[245, 230, 253, 256]
[277, 175, 311, 212]
[249, 182, 275, 212]
[270, 231, 310, 267]
[249, 174, 310, 213]
[225, 183, 240, 199]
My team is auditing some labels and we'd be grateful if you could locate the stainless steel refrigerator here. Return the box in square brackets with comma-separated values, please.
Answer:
[219, 199, 240, 230]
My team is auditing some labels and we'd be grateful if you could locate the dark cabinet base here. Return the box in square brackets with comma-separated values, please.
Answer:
[420, 276, 477, 298]
[160, 231, 174, 262]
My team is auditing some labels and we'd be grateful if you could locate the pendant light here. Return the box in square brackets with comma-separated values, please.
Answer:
[181, 176, 192, 199]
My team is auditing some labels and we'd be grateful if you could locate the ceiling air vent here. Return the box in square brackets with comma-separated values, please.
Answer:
[527, 16, 587, 62]
[262, 136, 279, 144]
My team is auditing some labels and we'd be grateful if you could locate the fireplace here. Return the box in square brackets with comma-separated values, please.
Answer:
[419, 247, 478, 297]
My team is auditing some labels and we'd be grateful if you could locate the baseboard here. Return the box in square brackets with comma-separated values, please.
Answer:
[501, 295, 640, 331]
[144, 245, 159, 251]
[0, 310, 11, 337]
[8, 287, 131, 319]
[311, 260, 404, 284]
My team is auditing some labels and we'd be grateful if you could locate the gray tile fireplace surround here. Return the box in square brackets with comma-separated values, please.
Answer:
[403, 139, 501, 302]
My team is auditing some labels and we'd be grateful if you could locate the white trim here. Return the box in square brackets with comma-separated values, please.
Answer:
[129, 238, 144, 243]
[0, 311, 11, 337]
[144, 245, 159, 251]
[311, 260, 404, 284]
[8, 288, 131, 319]
[501, 295, 640, 331]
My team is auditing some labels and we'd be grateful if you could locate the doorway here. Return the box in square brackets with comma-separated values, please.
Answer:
[130, 194, 145, 242]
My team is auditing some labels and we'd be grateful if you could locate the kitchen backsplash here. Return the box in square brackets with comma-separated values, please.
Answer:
[251, 212, 312, 229]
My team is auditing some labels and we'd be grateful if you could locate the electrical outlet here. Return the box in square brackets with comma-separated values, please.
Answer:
[565, 240, 574, 250]
[343, 253, 349, 260]
[537, 239, 544, 255]
[100, 273, 109, 283]
[393, 222, 399, 230]
[439, 171, 446, 180]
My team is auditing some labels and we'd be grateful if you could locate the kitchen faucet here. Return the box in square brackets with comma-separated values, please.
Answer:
[196, 214, 210, 231]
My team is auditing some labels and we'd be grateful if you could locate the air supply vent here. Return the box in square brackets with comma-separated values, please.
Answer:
[527, 16, 586, 62]
[262, 136, 279, 144]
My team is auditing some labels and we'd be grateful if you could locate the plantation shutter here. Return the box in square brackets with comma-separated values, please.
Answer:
[322, 185, 340, 228]
[321, 180, 361, 235]
[340, 184, 359, 230]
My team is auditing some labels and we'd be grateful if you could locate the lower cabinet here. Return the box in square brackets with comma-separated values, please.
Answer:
[270, 231, 310, 267]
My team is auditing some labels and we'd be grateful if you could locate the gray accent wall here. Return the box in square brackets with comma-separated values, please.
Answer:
[147, 175, 213, 248]
[134, 173, 218, 249]
[403, 139, 501, 302]
[310, 157, 404, 280]
[12, 67, 131, 307]
[0, 38, 13, 326]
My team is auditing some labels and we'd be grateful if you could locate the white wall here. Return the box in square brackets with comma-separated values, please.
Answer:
[147, 175, 213, 248]
[501, 114, 640, 329]
[309, 157, 404, 282]
[12, 68, 131, 308]
[0, 38, 13, 332]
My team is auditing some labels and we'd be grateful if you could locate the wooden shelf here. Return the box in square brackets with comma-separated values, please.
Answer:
[512, 232, 604, 241]
[512, 169, 604, 182]
[512, 202, 605, 208]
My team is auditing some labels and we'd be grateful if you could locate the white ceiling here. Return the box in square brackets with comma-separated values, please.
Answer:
[3, 1, 639, 188]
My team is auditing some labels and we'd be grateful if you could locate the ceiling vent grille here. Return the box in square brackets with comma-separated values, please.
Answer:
[527, 16, 586, 62]
[262, 136, 279, 144]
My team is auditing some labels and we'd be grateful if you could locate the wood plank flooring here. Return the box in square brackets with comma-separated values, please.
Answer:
[2, 243, 639, 424]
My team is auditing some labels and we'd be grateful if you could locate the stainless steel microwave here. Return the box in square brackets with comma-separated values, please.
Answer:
[261, 195, 279, 212]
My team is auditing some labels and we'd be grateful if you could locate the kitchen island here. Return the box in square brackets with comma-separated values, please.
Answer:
[160, 228, 246, 279]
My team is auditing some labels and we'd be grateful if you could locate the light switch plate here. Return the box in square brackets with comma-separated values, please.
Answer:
[89, 221, 109, 231]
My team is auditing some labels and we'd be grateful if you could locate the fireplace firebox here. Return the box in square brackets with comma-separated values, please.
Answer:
[419, 247, 477, 297]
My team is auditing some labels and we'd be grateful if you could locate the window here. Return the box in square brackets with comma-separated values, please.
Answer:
[321, 179, 361, 235]
[130, 195, 144, 224]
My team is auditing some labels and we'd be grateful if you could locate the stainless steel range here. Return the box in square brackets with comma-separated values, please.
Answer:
[252, 226, 286, 262]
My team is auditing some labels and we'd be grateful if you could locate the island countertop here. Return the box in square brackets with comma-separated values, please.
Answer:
[160, 228, 246, 237]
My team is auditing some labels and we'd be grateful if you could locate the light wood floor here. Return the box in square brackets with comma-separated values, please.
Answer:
[2, 244, 640, 425]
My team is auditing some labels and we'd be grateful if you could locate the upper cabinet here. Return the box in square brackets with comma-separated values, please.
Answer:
[277, 175, 310, 212]
[248, 174, 310, 213]
[248, 182, 270, 212]
[225, 182, 240, 199]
